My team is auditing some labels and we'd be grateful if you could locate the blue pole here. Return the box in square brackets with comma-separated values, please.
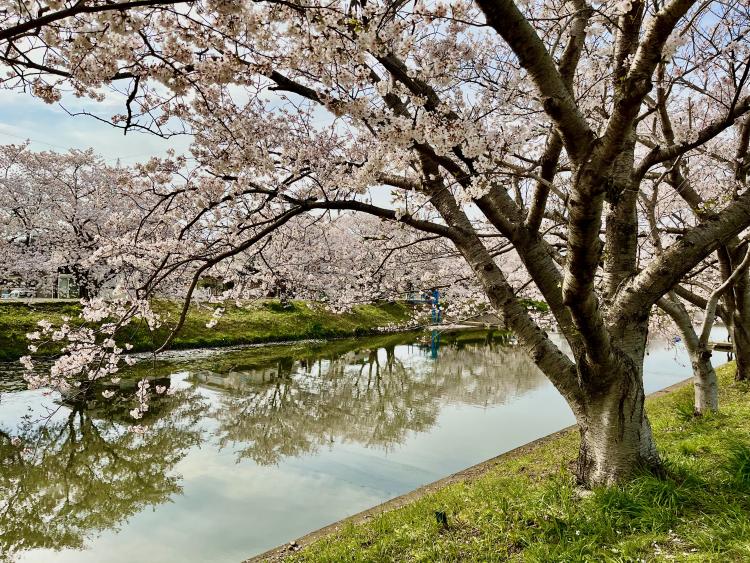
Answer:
[431, 289, 441, 324]
[430, 330, 440, 359]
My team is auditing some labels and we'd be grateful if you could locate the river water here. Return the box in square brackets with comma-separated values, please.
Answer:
[0, 329, 728, 562]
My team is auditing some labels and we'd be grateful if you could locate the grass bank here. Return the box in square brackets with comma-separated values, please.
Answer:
[275, 363, 750, 562]
[0, 300, 414, 362]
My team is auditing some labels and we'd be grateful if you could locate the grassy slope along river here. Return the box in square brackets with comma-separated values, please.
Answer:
[278, 363, 750, 563]
[0, 300, 414, 362]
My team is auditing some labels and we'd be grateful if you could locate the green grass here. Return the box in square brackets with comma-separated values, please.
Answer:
[0, 301, 82, 362]
[286, 363, 750, 562]
[0, 300, 414, 362]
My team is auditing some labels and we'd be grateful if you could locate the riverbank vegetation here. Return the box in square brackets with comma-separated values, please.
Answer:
[284, 363, 750, 562]
[0, 300, 413, 362]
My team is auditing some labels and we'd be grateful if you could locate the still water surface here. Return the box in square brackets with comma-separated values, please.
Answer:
[0, 329, 728, 562]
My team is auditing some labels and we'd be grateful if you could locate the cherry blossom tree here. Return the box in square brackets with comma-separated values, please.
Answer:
[0, 144, 139, 298]
[639, 103, 750, 412]
[213, 211, 529, 319]
[3, 0, 750, 487]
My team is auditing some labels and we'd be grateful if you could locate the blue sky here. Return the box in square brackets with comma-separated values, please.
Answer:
[0, 89, 190, 164]
[0, 88, 397, 208]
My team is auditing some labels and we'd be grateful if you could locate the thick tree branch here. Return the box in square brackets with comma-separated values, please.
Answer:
[614, 190, 750, 318]
[475, 0, 594, 162]
[698, 240, 750, 348]
[598, 0, 697, 167]
[635, 95, 750, 179]
[0, 1, 189, 42]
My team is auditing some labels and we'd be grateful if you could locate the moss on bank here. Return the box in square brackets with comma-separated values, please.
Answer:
[282, 363, 750, 562]
[0, 300, 413, 362]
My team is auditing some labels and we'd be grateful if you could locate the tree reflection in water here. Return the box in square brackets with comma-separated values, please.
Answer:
[0, 385, 206, 559]
[191, 331, 548, 465]
[0, 330, 547, 559]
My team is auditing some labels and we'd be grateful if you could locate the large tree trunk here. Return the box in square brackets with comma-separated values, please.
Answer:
[731, 321, 750, 381]
[576, 324, 661, 488]
[657, 295, 719, 414]
[426, 161, 660, 488]
[720, 243, 750, 381]
[573, 338, 660, 486]
[690, 349, 718, 414]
